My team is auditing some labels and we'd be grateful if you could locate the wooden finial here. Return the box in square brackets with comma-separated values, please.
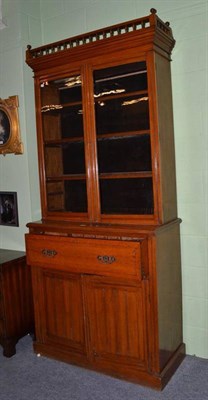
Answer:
[27, 45, 32, 51]
[165, 21, 170, 27]
[150, 8, 157, 14]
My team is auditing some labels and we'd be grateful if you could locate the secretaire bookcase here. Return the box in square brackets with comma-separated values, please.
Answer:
[25, 9, 185, 389]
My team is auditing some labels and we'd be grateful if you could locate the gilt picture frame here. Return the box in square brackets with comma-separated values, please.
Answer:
[0, 191, 19, 227]
[0, 96, 23, 155]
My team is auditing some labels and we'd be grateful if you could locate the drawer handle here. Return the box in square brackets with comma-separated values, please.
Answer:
[97, 255, 116, 264]
[42, 249, 57, 257]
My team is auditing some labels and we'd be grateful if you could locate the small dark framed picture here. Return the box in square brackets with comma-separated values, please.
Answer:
[0, 192, 19, 227]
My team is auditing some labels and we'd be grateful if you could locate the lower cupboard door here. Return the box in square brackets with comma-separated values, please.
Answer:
[35, 268, 86, 357]
[83, 275, 148, 373]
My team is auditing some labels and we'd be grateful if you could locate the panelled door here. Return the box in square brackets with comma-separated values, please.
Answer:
[83, 275, 148, 372]
[32, 267, 87, 358]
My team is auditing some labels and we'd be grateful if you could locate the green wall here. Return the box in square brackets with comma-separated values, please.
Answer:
[0, 0, 207, 359]
[0, 0, 41, 250]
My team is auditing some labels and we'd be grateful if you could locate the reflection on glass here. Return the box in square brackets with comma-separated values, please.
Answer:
[94, 62, 147, 97]
[94, 62, 149, 135]
[95, 94, 149, 134]
[40, 75, 83, 140]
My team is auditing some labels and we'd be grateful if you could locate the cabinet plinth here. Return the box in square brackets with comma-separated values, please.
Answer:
[25, 9, 185, 390]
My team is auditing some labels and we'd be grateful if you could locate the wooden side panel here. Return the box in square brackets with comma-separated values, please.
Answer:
[33, 268, 86, 356]
[84, 276, 148, 371]
[0, 275, 5, 336]
[154, 52, 178, 223]
[156, 223, 183, 370]
[2, 258, 34, 337]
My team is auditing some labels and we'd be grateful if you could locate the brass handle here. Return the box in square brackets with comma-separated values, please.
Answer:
[97, 255, 116, 264]
[42, 249, 57, 257]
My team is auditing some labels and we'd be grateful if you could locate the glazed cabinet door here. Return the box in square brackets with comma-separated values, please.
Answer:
[38, 59, 155, 224]
[93, 61, 154, 219]
[32, 267, 87, 360]
[83, 275, 148, 375]
[40, 74, 88, 218]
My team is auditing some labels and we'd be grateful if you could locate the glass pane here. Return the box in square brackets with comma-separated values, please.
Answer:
[40, 75, 83, 140]
[100, 178, 154, 215]
[41, 76, 82, 105]
[47, 181, 65, 212]
[62, 142, 85, 174]
[47, 180, 87, 213]
[44, 142, 86, 177]
[59, 77, 82, 103]
[61, 106, 83, 138]
[95, 94, 149, 134]
[45, 145, 63, 177]
[65, 180, 87, 212]
[97, 134, 151, 173]
[94, 62, 148, 135]
[42, 107, 83, 140]
[94, 62, 147, 96]
[94, 62, 153, 216]
[41, 75, 87, 214]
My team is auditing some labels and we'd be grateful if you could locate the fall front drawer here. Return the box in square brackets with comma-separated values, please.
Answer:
[25, 234, 141, 279]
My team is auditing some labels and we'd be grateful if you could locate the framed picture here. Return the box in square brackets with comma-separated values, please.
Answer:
[0, 96, 23, 155]
[0, 192, 19, 227]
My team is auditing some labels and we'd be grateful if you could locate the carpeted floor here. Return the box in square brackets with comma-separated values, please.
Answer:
[0, 335, 208, 400]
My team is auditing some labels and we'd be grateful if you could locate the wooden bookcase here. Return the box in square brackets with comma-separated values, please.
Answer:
[25, 9, 185, 389]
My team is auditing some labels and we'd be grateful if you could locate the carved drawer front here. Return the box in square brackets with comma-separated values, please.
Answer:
[26, 234, 141, 279]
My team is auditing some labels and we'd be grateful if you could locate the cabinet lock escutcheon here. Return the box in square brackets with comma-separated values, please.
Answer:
[42, 249, 57, 257]
[97, 255, 116, 264]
